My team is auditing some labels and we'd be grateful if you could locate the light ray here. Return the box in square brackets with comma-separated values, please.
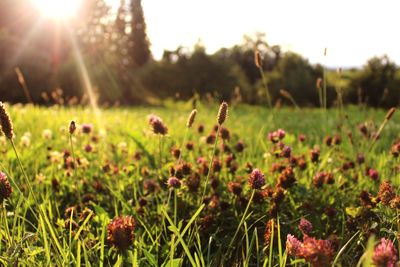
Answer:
[66, 28, 103, 130]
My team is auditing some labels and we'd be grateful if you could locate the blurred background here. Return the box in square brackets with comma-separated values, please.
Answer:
[0, 0, 399, 107]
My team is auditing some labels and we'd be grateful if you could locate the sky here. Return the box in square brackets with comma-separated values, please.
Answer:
[113, 0, 400, 68]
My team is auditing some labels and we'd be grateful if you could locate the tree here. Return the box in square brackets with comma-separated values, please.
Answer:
[129, 0, 151, 67]
[348, 55, 398, 108]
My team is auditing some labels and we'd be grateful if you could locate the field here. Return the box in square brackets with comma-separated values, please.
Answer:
[0, 102, 399, 266]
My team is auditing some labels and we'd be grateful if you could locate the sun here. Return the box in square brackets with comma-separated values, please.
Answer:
[32, 0, 82, 20]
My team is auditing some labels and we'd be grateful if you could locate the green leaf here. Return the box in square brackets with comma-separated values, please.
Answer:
[345, 206, 362, 218]
[161, 259, 182, 267]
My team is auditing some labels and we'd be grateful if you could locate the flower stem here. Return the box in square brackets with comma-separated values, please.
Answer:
[228, 189, 255, 251]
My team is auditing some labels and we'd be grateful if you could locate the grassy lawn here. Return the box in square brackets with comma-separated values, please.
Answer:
[0, 103, 399, 266]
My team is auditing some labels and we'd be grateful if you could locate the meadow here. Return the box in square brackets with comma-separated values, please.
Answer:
[0, 102, 399, 266]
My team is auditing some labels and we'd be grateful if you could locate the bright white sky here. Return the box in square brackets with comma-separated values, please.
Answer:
[107, 0, 400, 67]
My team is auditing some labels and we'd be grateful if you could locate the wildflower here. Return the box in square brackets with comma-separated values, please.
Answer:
[323, 136, 332, 146]
[185, 141, 194, 151]
[358, 123, 368, 137]
[118, 142, 128, 153]
[148, 115, 168, 135]
[20, 134, 31, 147]
[0, 172, 12, 203]
[69, 121, 76, 135]
[167, 177, 181, 189]
[298, 134, 306, 142]
[271, 186, 285, 204]
[377, 181, 396, 205]
[212, 158, 222, 172]
[264, 219, 275, 246]
[206, 133, 216, 144]
[390, 197, 400, 209]
[332, 135, 341, 145]
[81, 123, 93, 134]
[357, 153, 365, 164]
[234, 140, 245, 152]
[217, 102, 228, 125]
[42, 129, 53, 140]
[299, 235, 334, 267]
[107, 216, 136, 250]
[84, 144, 93, 153]
[391, 143, 400, 157]
[171, 147, 181, 159]
[368, 168, 379, 181]
[299, 218, 313, 234]
[286, 234, 302, 256]
[313, 172, 326, 188]
[280, 145, 292, 158]
[143, 179, 158, 194]
[372, 238, 398, 267]
[227, 181, 242, 196]
[248, 168, 265, 190]
[359, 190, 375, 208]
[0, 102, 14, 139]
[277, 129, 286, 139]
[187, 109, 197, 128]
[219, 127, 230, 140]
[197, 124, 204, 133]
[278, 167, 295, 189]
[310, 148, 320, 163]
[186, 173, 200, 192]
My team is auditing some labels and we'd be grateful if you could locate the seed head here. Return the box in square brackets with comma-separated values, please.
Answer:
[217, 102, 228, 125]
[385, 107, 396, 121]
[0, 172, 12, 203]
[0, 102, 14, 139]
[279, 89, 292, 99]
[187, 109, 197, 128]
[69, 121, 76, 135]
[316, 78, 322, 90]
[107, 215, 135, 250]
[254, 50, 262, 68]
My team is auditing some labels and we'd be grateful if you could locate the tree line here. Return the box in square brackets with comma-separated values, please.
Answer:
[0, 0, 399, 108]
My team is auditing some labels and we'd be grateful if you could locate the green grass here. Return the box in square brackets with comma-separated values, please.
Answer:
[0, 102, 399, 266]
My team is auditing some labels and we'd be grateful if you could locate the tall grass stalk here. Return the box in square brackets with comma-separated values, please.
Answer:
[69, 133, 81, 204]
[200, 126, 220, 204]
[255, 51, 272, 109]
[227, 189, 255, 253]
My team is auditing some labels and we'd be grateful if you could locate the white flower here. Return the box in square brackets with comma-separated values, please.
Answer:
[42, 129, 53, 140]
[20, 135, 31, 147]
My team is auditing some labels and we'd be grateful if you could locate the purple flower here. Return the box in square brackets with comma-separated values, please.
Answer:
[286, 234, 302, 256]
[107, 216, 135, 250]
[299, 235, 334, 267]
[81, 123, 93, 134]
[248, 168, 265, 190]
[368, 168, 379, 181]
[372, 238, 398, 267]
[299, 218, 313, 234]
[167, 177, 181, 189]
[277, 129, 286, 139]
[148, 115, 168, 135]
[0, 172, 12, 203]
